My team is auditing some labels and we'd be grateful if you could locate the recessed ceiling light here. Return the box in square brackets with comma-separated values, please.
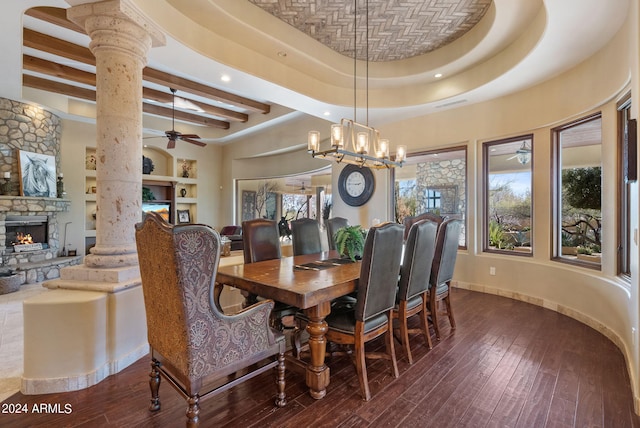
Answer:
[221, 74, 231, 82]
[323, 111, 331, 116]
[434, 73, 443, 78]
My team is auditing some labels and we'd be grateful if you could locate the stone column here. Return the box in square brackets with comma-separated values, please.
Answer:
[68, 0, 165, 268]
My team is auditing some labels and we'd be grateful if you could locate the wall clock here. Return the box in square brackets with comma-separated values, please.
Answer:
[338, 164, 375, 206]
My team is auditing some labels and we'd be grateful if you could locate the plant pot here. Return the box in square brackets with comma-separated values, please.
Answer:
[562, 246, 578, 255]
[0, 273, 22, 295]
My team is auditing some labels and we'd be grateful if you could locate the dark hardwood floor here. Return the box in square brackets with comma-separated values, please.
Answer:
[2, 288, 639, 428]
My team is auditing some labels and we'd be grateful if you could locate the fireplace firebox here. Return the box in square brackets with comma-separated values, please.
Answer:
[5, 215, 49, 251]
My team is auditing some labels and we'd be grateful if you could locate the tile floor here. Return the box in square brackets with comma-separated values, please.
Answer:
[0, 283, 47, 402]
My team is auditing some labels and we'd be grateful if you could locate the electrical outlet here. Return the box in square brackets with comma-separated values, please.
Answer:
[489, 266, 496, 276]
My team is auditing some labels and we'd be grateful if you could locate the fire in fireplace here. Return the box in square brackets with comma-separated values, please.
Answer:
[17, 232, 35, 244]
[5, 215, 49, 252]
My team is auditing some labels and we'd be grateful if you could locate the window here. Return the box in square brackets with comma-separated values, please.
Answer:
[394, 146, 467, 247]
[483, 136, 533, 255]
[552, 114, 602, 268]
[617, 94, 632, 277]
[425, 189, 442, 210]
[282, 192, 316, 220]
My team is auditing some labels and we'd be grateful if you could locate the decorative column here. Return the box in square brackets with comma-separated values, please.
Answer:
[68, 0, 165, 268]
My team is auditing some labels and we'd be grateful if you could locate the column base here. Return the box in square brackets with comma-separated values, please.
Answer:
[22, 265, 149, 394]
[84, 251, 139, 269]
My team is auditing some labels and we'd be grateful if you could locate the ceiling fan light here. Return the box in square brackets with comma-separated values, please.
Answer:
[516, 151, 531, 164]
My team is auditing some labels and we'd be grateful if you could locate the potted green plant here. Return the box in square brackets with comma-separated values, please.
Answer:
[334, 225, 365, 261]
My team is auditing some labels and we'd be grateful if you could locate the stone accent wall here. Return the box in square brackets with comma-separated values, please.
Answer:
[0, 97, 62, 194]
[416, 158, 466, 216]
[0, 99, 75, 283]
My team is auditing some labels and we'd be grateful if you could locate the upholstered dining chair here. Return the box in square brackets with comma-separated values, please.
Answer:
[325, 216, 349, 251]
[242, 218, 282, 264]
[324, 222, 404, 401]
[291, 218, 323, 256]
[392, 219, 438, 364]
[135, 212, 286, 428]
[242, 218, 298, 330]
[428, 218, 462, 340]
[402, 212, 446, 241]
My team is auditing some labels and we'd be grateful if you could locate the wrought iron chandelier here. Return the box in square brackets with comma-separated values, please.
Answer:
[307, 0, 405, 169]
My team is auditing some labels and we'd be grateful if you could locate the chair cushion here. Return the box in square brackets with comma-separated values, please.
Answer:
[395, 294, 422, 311]
[325, 308, 389, 335]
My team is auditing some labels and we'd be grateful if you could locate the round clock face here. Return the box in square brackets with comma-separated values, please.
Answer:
[346, 171, 366, 197]
[338, 165, 375, 206]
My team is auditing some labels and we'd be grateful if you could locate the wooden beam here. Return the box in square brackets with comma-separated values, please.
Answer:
[142, 87, 248, 122]
[143, 104, 229, 130]
[143, 68, 270, 115]
[25, 7, 85, 34]
[23, 30, 269, 117]
[23, 55, 96, 86]
[23, 75, 229, 130]
[23, 74, 95, 101]
[23, 28, 95, 66]
[22, 56, 246, 124]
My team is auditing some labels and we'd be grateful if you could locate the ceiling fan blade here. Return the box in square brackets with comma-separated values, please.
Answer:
[180, 137, 206, 147]
[180, 134, 201, 139]
[167, 138, 176, 149]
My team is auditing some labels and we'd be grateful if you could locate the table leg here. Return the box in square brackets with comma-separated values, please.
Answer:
[304, 301, 331, 399]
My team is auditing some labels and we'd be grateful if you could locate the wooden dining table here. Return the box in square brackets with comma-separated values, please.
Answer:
[215, 250, 360, 399]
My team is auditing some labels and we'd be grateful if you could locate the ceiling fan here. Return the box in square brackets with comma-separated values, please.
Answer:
[506, 141, 532, 164]
[292, 181, 309, 193]
[161, 88, 206, 149]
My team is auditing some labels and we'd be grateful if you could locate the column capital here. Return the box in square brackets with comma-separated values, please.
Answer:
[67, 0, 166, 49]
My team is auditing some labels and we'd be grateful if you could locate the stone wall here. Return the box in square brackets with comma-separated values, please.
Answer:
[0, 98, 75, 283]
[0, 97, 62, 193]
[416, 158, 466, 216]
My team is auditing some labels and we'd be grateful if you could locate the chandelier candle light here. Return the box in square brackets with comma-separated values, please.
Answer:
[308, 0, 406, 169]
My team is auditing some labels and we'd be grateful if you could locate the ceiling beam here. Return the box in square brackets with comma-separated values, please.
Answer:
[25, 7, 85, 33]
[23, 55, 96, 86]
[23, 75, 230, 129]
[23, 55, 248, 123]
[143, 104, 229, 129]
[23, 29, 270, 116]
[143, 68, 270, 115]
[23, 28, 95, 65]
[142, 87, 248, 122]
[23, 74, 95, 101]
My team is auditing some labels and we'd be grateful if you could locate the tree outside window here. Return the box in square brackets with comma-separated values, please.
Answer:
[553, 115, 602, 267]
[483, 136, 533, 254]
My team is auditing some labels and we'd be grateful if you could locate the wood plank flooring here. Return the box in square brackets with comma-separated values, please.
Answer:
[1, 288, 639, 428]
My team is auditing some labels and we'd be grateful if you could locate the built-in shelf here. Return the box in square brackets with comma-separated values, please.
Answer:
[84, 147, 199, 242]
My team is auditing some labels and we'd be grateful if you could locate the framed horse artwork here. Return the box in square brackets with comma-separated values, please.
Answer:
[18, 150, 57, 198]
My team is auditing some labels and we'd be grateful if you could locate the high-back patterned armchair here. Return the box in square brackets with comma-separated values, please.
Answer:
[135, 212, 286, 427]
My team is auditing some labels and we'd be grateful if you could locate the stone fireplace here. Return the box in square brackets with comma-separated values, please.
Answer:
[0, 98, 81, 284]
[0, 196, 80, 283]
